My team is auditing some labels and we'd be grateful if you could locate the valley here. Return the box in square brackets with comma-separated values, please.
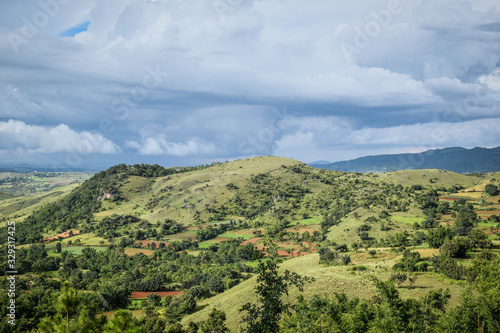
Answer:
[1, 156, 499, 332]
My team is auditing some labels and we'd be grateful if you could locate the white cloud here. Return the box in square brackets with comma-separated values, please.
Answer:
[274, 117, 500, 162]
[0, 119, 120, 154]
[126, 135, 216, 156]
[344, 118, 500, 147]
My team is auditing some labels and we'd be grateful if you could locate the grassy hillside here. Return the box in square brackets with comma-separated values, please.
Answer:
[0, 171, 91, 196]
[183, 252, 465, 331]
[95, 156, 302, 225]
[4, 156, 495, 247]
[2, 156, 500, 332]
[0, 183, 87, 225]
[374, 169, 488, 188]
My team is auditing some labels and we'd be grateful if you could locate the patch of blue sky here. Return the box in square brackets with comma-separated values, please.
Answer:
[59, 21, 90, 37]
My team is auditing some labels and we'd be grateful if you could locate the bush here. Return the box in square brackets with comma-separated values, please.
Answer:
[440, 237, 470, 258]
[351, 265, 368, 272]
[188, 285, 211, 300]
[485, 184, 498, 196]
[148, 293, 162, 306]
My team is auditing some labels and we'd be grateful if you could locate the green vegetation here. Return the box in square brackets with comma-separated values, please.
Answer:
[1, 157, 499, 332]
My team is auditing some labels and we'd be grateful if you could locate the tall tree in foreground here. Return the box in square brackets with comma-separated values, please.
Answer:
[239, 240, 314, 333]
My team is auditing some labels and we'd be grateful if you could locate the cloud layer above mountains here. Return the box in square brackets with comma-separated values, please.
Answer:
[1, 0, 499, 168]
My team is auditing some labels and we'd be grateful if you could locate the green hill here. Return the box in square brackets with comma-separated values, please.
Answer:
[1, 156, 500, 332]
[311, 146, 500, 173]
[3, 156, 494, 245]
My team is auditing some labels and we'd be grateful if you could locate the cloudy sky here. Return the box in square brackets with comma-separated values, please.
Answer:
[1, 0, 499, 169]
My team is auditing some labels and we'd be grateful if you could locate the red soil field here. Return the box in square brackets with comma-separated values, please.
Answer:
[277, 250, 307, 257]
[130, 291, 182, 299]
[477, 210, 500, 215]
[439, 197, 475, 201]
[44, 230, 80, 242]
[249, 243, 309, 257]
[241, 237, 261, 245]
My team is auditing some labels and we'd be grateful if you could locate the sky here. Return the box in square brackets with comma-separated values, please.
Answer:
[0, 0, 499, 170]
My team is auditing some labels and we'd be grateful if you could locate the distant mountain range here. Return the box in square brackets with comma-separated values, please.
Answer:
[309, 147, 500, 174]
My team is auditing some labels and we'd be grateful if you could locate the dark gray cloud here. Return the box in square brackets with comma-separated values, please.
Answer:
[0, 0, 499, 167]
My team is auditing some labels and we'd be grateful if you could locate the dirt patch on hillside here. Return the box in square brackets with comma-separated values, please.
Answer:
[439, 197, 475, 201]
[130, 291, 182, 299]
[124, 248, 154, 256]
[44, 230, 80, 242]
[241, 237, 261, 245]
[276, 249, 307, 257]
[415, 248, 440, 260]
[477, 210, 500, 216]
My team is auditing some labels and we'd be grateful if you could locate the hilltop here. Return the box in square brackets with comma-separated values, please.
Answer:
[310, 146, 500, 173]
[2, 156, 496, 244]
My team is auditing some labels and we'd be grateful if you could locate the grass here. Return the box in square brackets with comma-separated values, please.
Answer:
[198, 239, 225, 249]
[0, 172, 91, 197]
[218, 232, 254, 240]
[244, 259, 269, 268]
[477, 220, 499, 228]
[390, 215, 425, 225]
[182, 253, 465, 331]
[0, 183, 82, 225]
[60, 246, 107, 255]
[290, 217, 322, 226]
[326, 208, 414, 245]
[374, 169, 487, 188]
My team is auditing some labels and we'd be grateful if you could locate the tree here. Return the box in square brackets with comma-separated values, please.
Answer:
[468, 228, 492, 250]
[239, 241, 314, 333]
[147, 293, 162, 307]
[390, 272, 407, 286]
[188, 285, 211, 300]
[104, 310, 142, 333]
[200, 308, 229, 333]
[56, 242, 62, 253]
[207, 276, 225, 293]
[485, 184, 498, 196]
[56, 282, 80, 328]
[440, 237, 470, 258]
[427, 225, 454, 248]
